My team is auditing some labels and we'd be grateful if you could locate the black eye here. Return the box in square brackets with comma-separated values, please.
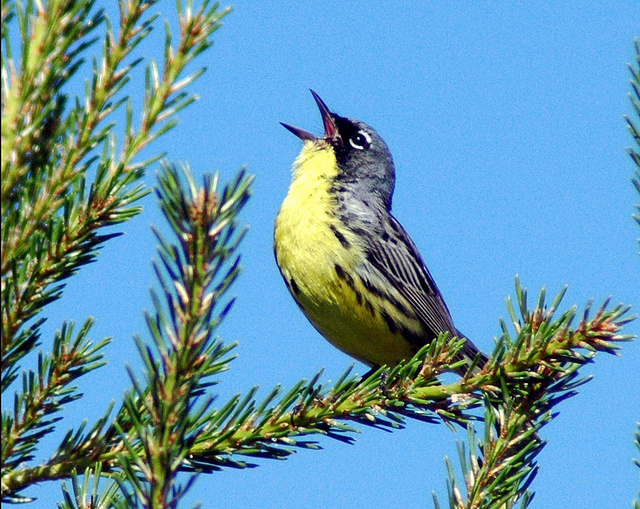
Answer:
[349, 130, 371, 150]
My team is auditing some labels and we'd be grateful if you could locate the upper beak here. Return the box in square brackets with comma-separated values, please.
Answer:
[281, 89, 340, 142]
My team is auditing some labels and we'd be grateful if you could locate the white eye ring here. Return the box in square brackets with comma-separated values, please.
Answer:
[349, 130, 371, 150]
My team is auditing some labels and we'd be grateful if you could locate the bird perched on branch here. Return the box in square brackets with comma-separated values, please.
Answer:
[274, 90, 486, 375]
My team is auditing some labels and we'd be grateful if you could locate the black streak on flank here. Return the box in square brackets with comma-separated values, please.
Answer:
[380, 311, 423, 351]
[335, 263, 366, 307]
[330, 224, 351, 248]
[334, 263, 355, 288]
[381, 310, 398, 334]
[401, 328, 427, 351]
[364, 299, 375, 316]
[289, 278, 300, 295]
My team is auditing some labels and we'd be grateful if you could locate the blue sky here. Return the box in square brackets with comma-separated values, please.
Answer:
[13, 1, 640, 507]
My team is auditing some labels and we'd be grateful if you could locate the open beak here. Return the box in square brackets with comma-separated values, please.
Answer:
[281, 89, 340, 142]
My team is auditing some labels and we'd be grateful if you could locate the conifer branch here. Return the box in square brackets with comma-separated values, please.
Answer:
[183, 284, 633, 477]
[1, 319, 109, 472]
[628, 39, 640, 509]
[1, 0, 229, 394]
[1, 0, 230, 503]
[112, 162, 253, 507]
[57, 463, 128, 509]
[433, 287, 635, 508]
[626, 38, 640, 238]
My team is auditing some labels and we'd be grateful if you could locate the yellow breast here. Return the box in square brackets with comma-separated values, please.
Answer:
[274, 142, 346, 299]
[274, 142, 415, 366]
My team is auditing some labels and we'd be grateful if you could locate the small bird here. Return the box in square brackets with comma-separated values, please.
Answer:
[274, 90, 485, 375]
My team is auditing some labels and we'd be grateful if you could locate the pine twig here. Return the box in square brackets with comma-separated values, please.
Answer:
[625, 38, 640, 238]
[1, 0, 231, 503]
[113, 162, 253, 508]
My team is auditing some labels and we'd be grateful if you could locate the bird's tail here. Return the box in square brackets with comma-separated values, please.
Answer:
[455, 329, 488, 375]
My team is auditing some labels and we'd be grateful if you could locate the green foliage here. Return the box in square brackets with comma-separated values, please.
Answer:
[626, 39, 640, 236]
[435, 285, 634, 509]
[57, 464, 127, 509]
[113, 162, 253, 507]
[626, 39, 640, 509]
[1, 0, 231, 505]
[2, 319, 109, 472]
[1, 0, 229, 396]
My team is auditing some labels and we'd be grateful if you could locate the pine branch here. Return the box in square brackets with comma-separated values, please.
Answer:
[112, 162, 253, 508]
[434, 283, 636, 509]
[57, 463, 128, 509]
[625, 38, 640, 238]
[1, 0, 229, 395]
[1, 319, 109, 471]
[626, 40, 640, 509]
[2, 0, 107, 395]
[0, 162, 252, 504]
[1, 0, 231, 503]
[184, 284, 634, 475]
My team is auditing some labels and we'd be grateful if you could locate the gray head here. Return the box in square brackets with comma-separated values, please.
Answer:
[281, 90, 396, 210]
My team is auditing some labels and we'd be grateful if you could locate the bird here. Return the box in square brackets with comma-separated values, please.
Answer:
[274, 90, 486, 375]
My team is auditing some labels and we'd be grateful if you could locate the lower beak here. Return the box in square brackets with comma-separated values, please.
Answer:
[280, 123, 317, 141]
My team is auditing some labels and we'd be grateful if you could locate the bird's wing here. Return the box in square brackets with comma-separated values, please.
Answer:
[361, 214, 457, 338]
